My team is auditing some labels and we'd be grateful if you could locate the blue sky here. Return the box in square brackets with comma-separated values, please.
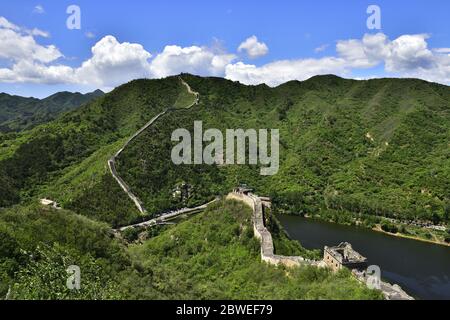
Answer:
[0, 0, 449, 97]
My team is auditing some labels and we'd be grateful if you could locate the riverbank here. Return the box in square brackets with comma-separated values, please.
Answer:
[277, 214, 450, 300]
[303, 213, 449, 247]
[372, 225, 450, 247]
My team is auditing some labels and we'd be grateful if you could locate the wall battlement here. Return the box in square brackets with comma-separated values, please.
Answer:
[226, 190, 414, 300]
[227, 191, 313, 268]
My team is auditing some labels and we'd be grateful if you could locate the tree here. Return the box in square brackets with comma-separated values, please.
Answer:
[11, 244, 122, 300]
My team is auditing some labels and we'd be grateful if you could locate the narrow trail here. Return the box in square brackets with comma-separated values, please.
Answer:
[108, 77, 200, 217]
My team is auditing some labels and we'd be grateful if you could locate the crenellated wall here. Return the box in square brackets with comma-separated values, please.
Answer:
[227, 191, 414, 300]
[227, 192, 313, 268]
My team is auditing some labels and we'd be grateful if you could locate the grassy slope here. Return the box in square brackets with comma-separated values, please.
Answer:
[1, 75, 449, 230]
[115, 75, 449, 228]
[0, 200, 381, 300]
[121, 200, 381, 300]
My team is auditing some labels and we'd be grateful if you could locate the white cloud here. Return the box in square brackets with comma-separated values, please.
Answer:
[238, 36, 268, 59]
[0, 17, 19, 30]
[226, 58, 347, 86]
[0, 15, 449, 90]
[336, 33, 389, 68]
[314, 44, 329, 53]
[150, 45, 235, 78]
[0, 60, 74, 84]
[385, 34, 435, 72]
[433, 48, 450, 54]
[74, 35, 153, 87]
[33, 5, 45, 14]
[0, 18, 60, 64]
[228, 32, 450, 86]
[30, 28, 50, 38]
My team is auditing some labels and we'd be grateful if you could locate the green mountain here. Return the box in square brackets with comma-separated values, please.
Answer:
[0, 74, 448, 299]
[1, 74, 449, 227]
[0, 89, 104, 132]
[97, 75, 450, 226]
[0, 199, 380, 299]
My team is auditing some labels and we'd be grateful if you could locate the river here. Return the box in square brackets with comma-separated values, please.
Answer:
[277, 215, 450, 300]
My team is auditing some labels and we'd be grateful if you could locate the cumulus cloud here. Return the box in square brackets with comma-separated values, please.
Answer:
[238, 36, 269, 58]
[0, 17, 19, 30]
[75, 35, 153, 87]
[226, 58, 347, 86]
[0, 60, 73, 84]
[150, 45, 235, 78]
[0, 15, 449, 90]
[385, 34, 435, 72]
[0, 18, 60, 64]
[433, 48, 450, 54]
[228, 32, 450, 86]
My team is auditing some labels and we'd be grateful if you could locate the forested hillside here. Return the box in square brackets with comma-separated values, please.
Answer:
[116, 74, 450, 227]
[0, 77, 185, 225]
[0, 74, 448, 299]
[1, 74, 449, 228]
[0, 89, 104, 132]
[0, 200, 381, 299]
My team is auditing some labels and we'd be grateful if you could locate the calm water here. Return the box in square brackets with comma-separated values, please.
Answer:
[277, 215, 450, 300]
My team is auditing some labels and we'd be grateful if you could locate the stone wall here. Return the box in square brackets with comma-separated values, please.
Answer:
[227, 191, 414, 300]
[227, 192, 312, 268]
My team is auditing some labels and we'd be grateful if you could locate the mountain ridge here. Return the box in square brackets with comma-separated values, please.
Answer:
[0, 74, 448, 233]
[0, 89, 104, 132]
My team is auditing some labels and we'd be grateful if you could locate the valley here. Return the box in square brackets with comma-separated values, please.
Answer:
[0, 74, 449, 300]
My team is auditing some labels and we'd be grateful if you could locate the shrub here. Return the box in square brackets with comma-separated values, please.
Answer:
[381, 222, 398, 234]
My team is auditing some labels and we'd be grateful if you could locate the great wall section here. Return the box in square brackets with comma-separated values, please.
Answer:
[226, 190, 315, 268]
[226, 189, 413, 300]
[109, 78, 413, 300]
[108, 77, 199, 217]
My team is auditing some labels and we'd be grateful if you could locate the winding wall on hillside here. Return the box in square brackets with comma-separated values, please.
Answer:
[118, 198, 217, 231]
[227, 191, 315, 268]
[109, 77, 413, 300]
[227, 191, 414, 300]
[108, 77, 199, 216]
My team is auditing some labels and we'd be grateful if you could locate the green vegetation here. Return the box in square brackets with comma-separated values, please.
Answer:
[2, 75, 449, 231]
[381, 222, 399, 234]
[0, 74, 449, 299]
[0, 77, 189, 226]
[0, 200, 381, 300]
[0, 90, 103, 133]
[0, 204, 129, 299]
[121, 200, 381, 299]
[115, 75, 450, 232]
